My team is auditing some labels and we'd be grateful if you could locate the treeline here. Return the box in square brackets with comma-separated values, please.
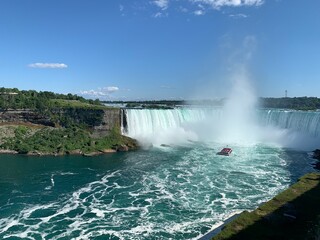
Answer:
[260, 97, 320, 110]
[103, 99, 224, 108]
[0, 87, 107, 129]
[0, 87, 102, 110]
[105, 98, 320, 110]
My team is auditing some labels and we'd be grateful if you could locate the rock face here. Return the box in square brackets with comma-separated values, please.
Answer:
[0, 109, 54, 126]
[0, 108, 139, 156]
[312, 149, 320, 170]
[91, 109, 121, 137]
[0, 108, 122, 137]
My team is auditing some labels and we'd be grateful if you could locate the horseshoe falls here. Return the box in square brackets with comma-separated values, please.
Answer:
[124, 108, 320, 149]
[0, 108, 318, 240]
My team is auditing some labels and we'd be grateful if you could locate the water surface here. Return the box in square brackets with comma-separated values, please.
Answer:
[0, 143, 314, 239]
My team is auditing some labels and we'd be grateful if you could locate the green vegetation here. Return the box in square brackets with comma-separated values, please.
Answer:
[0, 125, 138, 155]
[106, 97, 320, 110]
[125, 103, 174, 109]
[0, 88, 109, 129]
[50, 99, 104, 109]
[105, 99, 224, 108]
[260, 97, 320, 110]
[0, 87, 104, 110]
[0, 87, 138, 155]
[50, 108, 106, 128]
[104, 100, 186, 107]
[212, 173, 320, 240]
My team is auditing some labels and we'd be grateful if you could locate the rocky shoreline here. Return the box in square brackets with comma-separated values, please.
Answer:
[0, 124, 139, 157]
[312, 149, 320, 170]
[0, 142, 138, 157]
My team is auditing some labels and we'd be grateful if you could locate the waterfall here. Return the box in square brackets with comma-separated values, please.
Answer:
[257, 109, 320, 137]
[123, 108, 320, 149]
[123, 108, 219, 136]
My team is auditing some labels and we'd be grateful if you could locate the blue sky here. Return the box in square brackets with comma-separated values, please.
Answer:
[0, 0, 319, 100]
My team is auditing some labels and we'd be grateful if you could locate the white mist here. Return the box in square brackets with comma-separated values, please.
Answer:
[217, 66, 258, 144]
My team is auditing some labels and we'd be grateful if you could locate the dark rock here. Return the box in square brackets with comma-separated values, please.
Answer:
[0, 109, 54, 126]
[117, 144, 129, 152]
[313, 149, 320, 160]
[312, 161, 320, 170]
[160, 144, 170, 147]
[91, 109, 121, 138]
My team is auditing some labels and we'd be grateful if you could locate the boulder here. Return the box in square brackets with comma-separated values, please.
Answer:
[83, 151, 102, 157]
[101, 149, 117, 153]
[66, 149, 82, 155]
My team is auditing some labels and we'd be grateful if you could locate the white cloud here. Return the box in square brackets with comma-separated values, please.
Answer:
[103, 86, 119, 93]
[80, 86, 119, 97]
[194, 9, 205, 15]
[28, 63, 68, 69]
[191, 0, 264, 9]
[153, 0, 169, 10]
[125, 0, 264, 17]
[229, 13, 248, 18]
[154, 12, 163, 17]
[179, 6, 189, 13]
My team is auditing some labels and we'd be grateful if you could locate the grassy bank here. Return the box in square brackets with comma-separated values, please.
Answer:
[0, 125, 138, 156]
[212, 173, 320, 240]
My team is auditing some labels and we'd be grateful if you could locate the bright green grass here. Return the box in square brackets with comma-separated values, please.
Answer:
[50, 99, 108, 109]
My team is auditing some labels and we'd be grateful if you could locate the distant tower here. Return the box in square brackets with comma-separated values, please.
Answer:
[285, 90, 287, 98]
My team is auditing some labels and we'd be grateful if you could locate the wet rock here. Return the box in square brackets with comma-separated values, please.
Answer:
[83, 151, 102, 157]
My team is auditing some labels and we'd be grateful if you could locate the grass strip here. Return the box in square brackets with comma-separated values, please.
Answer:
[212, 173, 320, 240]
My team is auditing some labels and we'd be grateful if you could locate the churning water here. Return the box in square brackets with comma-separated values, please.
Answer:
[0, 107, 318, 240]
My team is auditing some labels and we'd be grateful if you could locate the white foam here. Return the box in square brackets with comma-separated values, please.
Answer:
[0, 142, 312, 240]
[91, 208, 105, 218]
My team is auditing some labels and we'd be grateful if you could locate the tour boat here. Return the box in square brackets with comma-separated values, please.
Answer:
[217, 148, 232, 156]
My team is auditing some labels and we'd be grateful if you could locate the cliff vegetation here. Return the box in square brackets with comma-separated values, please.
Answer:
[0, 88, 138, 155]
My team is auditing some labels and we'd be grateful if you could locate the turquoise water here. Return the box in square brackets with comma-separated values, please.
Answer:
[0, 143, 314, 239]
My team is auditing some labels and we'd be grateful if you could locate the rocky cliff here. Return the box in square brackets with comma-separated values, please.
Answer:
[0, 108, 121, 137]
[91, 109, 121, 137]
[0, 108, 138, 156]
[0, 109, 54, 126]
